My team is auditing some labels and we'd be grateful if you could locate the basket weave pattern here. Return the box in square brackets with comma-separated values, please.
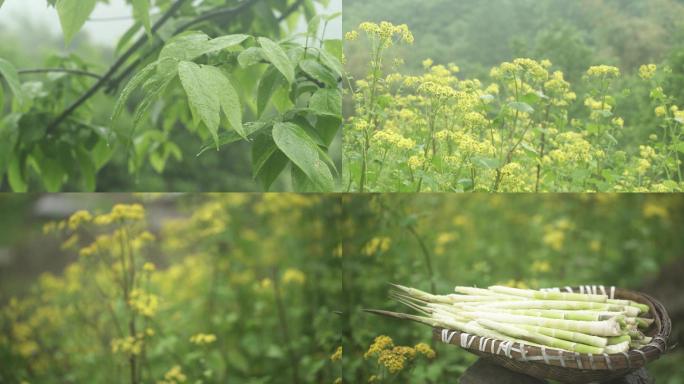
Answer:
[431, 286, 671, 384]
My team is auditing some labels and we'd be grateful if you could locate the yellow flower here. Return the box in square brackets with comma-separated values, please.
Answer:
[364, 335, 394, 359]
[586, 65, 620, 78]
[363, 237, 391, 256]
[161, 365, 186, 383]
[345, 30, 359, 41]
[111, 336, 143, 355]
[330, 346, 342, 362]
[422, 58, 434, 69]
[639, 64, 657, 80]
[407, 155, 424, 170]
[642, 202, 669, 219]
[531, 260, 551, 273]
[282, 268, 306, 285]
[655, 106, 667, 118]
[378, 349, 405, 374]
[129, 289, 159, 317]
[143, 262, 156, 272]
[68, 210, 92, 230]
[189, 333, 216, 345]
[259, 278, 273, 290]
[415, 342, 436, 359]
[543, 229, 565, 251]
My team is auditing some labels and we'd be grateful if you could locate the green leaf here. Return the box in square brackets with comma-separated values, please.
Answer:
[130, 0, 151, 35]
[257, 67, 284, 117]
[0, 114, 20, 178]
[0, 58, 26, 107]
[508, 101, 534, 114]
[199, 34, 250, 57]
[197, 121, 269, 156]
[258, 37, 295, 84]
[252, 134, 288, 191]
[676, 142, 684, 154]
[307, 15, 321, 38]
[111, 60, 158, 121]
[271, 84, 294, 113]
[75, 146, 96, 192]
[299, 59, 338, 87]
[7, 154, 27, 192]
[272, 122, 334, 191]
[473, 157, 501, 169]
[309, 88, 341, 117]
[178, 61, 243, 146]
[320, 42, 343, 76]
[238, 47, 264, 68]
[55, 0, 97, 45]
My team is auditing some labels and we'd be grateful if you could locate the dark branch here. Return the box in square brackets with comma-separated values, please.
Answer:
[105, 0, 264, 94]
[18, 68, 103, 80]
[45, 0, 189, 135]
[104, 0, 305, 95]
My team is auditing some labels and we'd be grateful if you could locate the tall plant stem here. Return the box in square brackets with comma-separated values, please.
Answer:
[272, 268, 300, 384]
[406, 225, 436, 294]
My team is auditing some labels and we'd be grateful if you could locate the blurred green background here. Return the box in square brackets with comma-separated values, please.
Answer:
[0, 194, 341, 383]
[341, 194, 684, 383]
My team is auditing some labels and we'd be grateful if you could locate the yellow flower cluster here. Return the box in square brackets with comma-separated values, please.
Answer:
[639, 64, 657, 80]
[372, 130, 416, 150]
[189, 333, 216, 345]
[414, 342, 435, 359]
[490, 58, 549, 83]
[407, 155, 424, 171]
[330, 346, 342, 362]
[158, 365, 187, 384]
[282, 268, 306, 285]
[68, 210, 92, 230]
[357, 21, 414, 46]
[378, 349, 407, 374]
[364, 335, 394, 359]
[111, 336, 143, 355]
[129, 289, 159, 317]
[94, 204, 145, 225]
[586, 65, 620, 78]
[363, 236, 391, 256]
[364, 336, 434, 375]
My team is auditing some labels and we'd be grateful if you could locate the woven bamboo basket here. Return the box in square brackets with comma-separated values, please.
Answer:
[431, 286, 671, 384]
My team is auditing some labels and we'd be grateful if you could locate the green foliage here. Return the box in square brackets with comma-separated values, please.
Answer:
[0, 1, 342, 192]
[55, 0, 98, 45]
[344, 22, 684, 192]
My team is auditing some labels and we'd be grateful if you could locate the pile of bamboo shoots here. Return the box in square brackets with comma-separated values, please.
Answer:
[371, 284, 654, 354]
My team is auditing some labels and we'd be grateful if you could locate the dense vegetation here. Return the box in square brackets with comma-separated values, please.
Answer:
[0, 194, 342, 383]
[0, 0, 342, 192]
[341, 194, 684, 383]
[343, 1, 684, 192]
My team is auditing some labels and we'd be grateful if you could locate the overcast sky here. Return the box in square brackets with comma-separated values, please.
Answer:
[0, 0, 341, 46]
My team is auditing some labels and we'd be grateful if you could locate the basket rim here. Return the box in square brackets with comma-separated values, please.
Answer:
[432, 285, 671, 373]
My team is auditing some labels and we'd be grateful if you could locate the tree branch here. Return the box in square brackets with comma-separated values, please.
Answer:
[45, 0, 189, 135]
[105, 0, 305, 94]
[18, 68, 103, 80]
[105, 0, 266, 94]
